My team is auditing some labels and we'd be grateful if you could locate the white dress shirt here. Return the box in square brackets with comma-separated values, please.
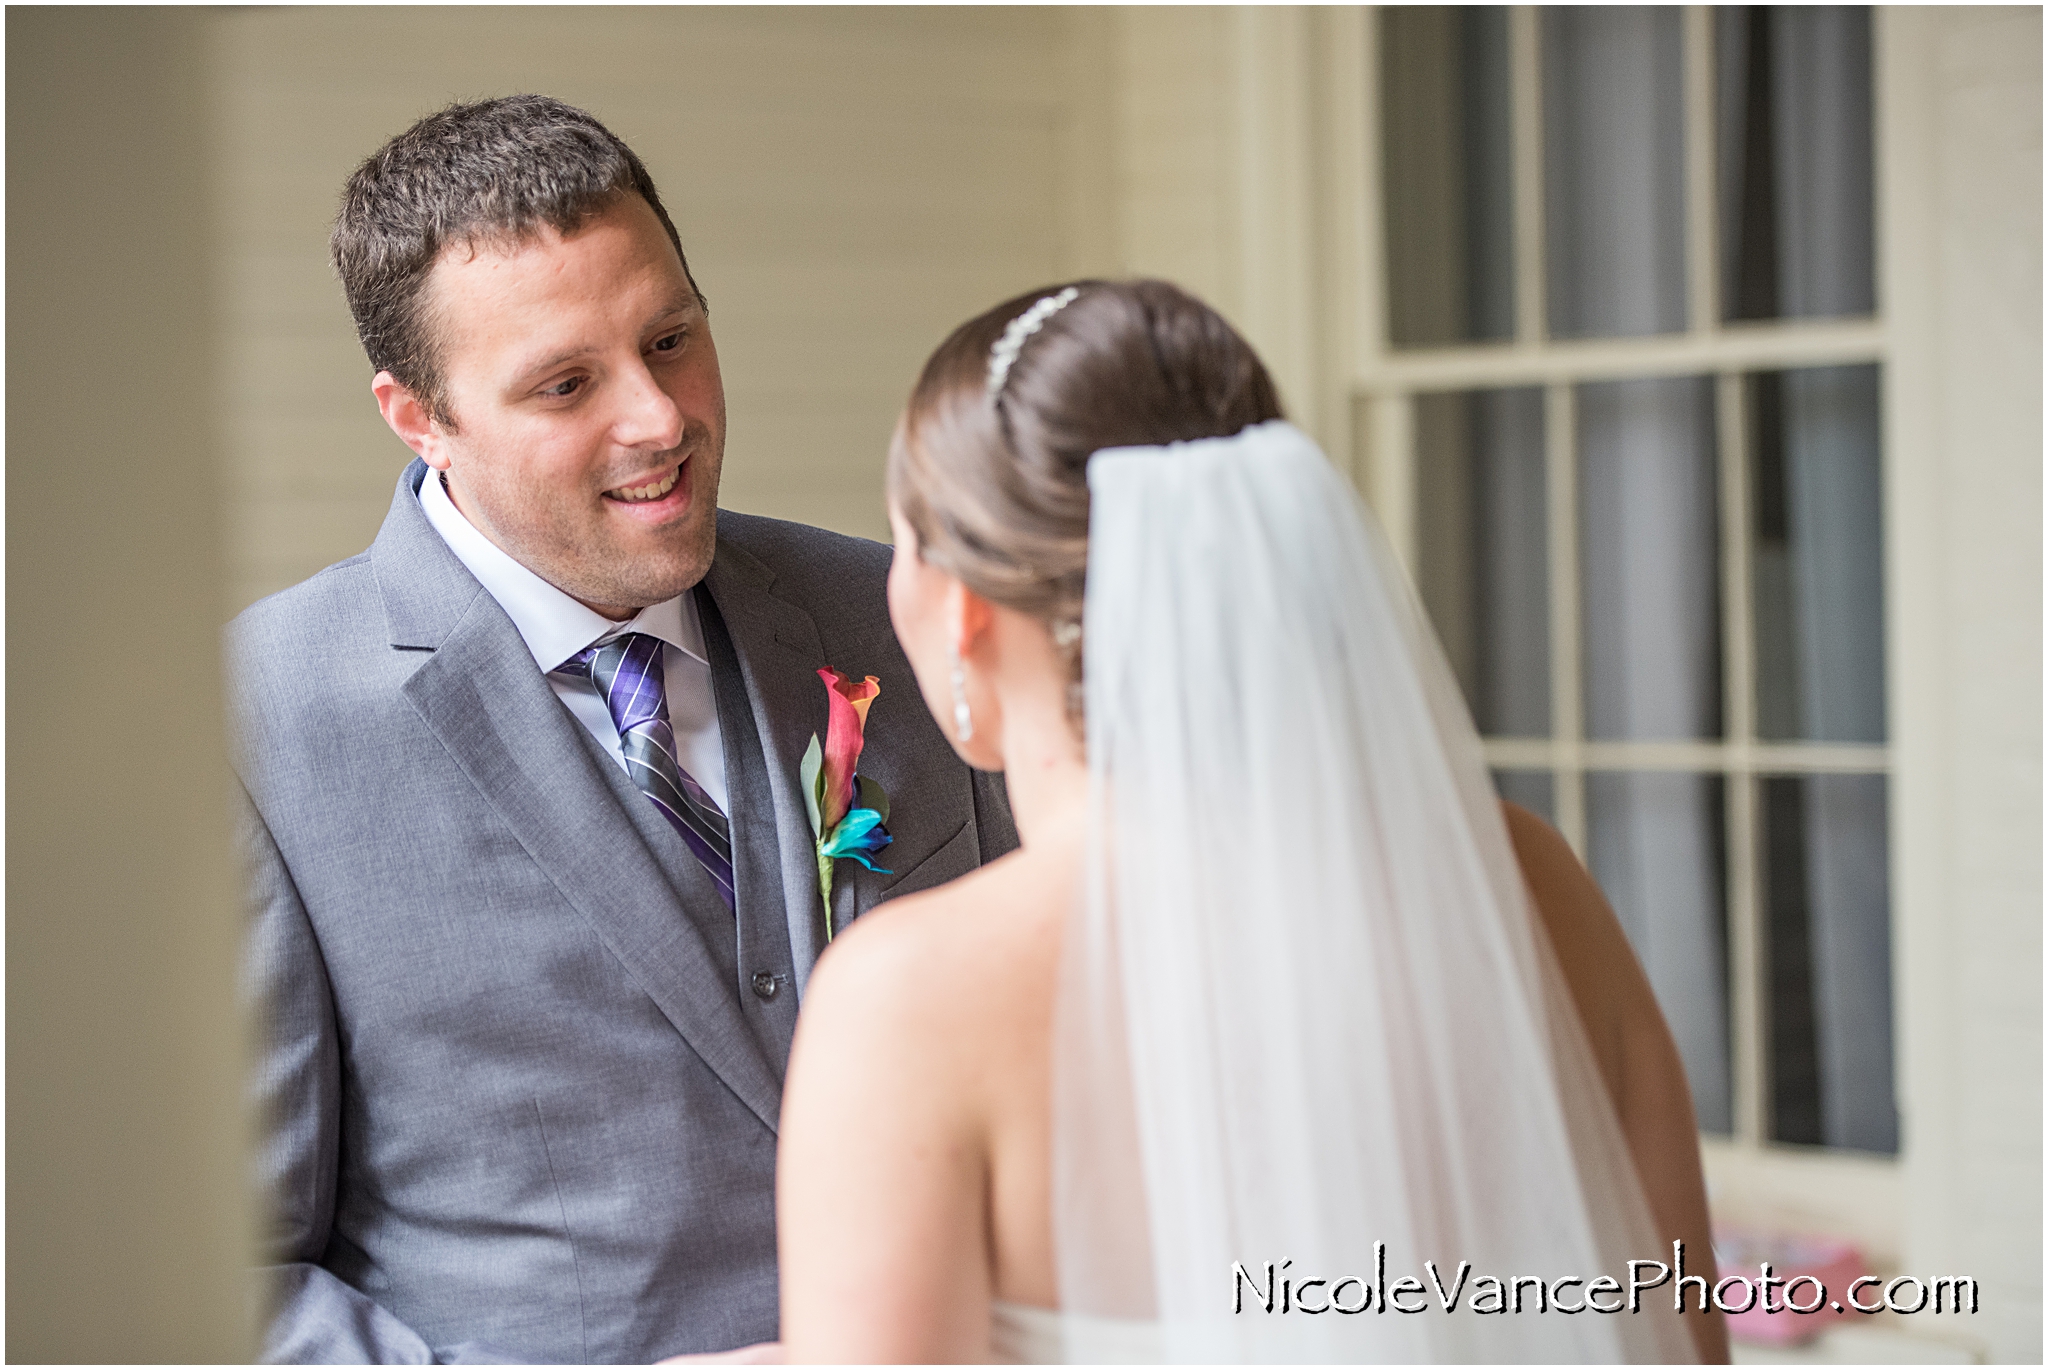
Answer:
[418, 469, 729, 813]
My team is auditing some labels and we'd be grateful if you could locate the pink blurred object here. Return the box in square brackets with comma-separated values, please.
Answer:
[1712, 1227, 1870, 1348]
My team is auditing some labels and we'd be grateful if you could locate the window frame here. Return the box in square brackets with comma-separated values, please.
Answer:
[1333, 3, 1902, 1232]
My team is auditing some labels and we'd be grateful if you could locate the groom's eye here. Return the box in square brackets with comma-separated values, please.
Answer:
[651, 330, 686, 354]
[542, 376, 585, 399]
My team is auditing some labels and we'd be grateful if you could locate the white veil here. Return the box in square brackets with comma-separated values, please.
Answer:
[1051, 421, 1699, 1362]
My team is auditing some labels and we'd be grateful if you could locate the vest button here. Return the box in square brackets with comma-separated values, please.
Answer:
[750, 971, 780, 1001]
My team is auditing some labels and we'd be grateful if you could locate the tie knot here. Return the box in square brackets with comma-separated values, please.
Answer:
[560, 631, 669, 737]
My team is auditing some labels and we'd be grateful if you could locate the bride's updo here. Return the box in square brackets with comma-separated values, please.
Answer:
[887, 279, 1283, 717]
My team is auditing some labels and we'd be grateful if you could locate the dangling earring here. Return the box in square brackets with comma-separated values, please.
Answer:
[949, 640, 975, 743]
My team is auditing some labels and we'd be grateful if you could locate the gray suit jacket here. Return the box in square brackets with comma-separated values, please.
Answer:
[232, 461, 1014, 1363]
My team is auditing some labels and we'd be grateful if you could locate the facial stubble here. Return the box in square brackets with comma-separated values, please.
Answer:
[457, 426, 723, 615]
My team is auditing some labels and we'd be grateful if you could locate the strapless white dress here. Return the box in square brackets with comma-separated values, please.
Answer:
[989, 1301, 1162, 1364]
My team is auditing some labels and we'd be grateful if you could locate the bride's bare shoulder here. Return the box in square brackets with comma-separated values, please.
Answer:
[796, 842, 1071, 1061]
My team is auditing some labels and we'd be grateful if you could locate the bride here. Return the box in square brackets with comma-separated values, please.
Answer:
[772, 280, 1727, 1362]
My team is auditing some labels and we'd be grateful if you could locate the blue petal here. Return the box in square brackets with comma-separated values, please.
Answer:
[839, 849, 894, 874]
[821, 807, 894, 871]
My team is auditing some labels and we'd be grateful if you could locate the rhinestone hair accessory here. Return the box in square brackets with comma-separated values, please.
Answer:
[986, 286, 1081, 400]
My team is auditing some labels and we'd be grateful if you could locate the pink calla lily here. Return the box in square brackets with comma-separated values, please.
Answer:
[802, 667, 893, 941]
[818, 667, 880, 831]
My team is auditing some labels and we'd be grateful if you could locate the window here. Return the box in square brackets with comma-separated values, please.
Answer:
[1368, 6, 1893, 1156]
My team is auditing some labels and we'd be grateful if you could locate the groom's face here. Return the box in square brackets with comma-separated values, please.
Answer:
[382, 192, 725, 618]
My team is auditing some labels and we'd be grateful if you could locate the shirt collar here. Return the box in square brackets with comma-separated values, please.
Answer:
[417, 467, 708, 674]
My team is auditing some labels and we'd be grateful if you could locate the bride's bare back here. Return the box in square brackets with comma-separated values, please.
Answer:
[777, 800, 1728, 1363]
[777, 814, 1077, 1362]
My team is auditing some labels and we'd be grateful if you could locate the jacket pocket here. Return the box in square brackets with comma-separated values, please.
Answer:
[867, 817, 973, 909]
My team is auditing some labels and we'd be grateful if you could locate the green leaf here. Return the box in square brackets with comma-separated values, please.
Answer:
[856, 774, 891, 826]
[800, 734, 823, 839]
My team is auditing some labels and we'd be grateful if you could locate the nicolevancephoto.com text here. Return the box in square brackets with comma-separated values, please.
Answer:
[1233, 1242, 1979, 1321]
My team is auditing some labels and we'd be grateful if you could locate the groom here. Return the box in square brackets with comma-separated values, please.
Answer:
[231, 96, 1014, 1362]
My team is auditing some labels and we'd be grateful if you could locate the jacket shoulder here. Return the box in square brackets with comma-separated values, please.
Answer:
[714, 509, 899, 666]
[714, 508, 891, 586]
[228, 553, 379, 657]
[225, 554, 393, 751]
[714, 508, 895, 625]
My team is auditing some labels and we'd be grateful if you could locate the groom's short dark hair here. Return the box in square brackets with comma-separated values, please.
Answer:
[331, 94, 700, 425]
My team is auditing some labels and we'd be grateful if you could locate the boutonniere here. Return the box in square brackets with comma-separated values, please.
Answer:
[801, 667, 894, 940]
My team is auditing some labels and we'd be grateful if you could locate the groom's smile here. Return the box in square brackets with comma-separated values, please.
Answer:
[372, 191, 727, 620]
[605, 461, 684, 504]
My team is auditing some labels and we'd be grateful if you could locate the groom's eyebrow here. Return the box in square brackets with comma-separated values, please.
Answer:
[514, 343, 599, 382]
[645, 290, 701, 331]
[510, 293, 703, 384]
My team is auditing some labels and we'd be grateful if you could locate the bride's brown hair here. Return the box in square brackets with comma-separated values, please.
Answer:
[887, 279, 1283, 717]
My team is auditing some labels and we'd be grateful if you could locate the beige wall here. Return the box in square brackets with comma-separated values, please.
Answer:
[1883, 6, 2043, 1360]
[1093, 8, 1333, 448]
[7, 8, 252, 1360]
[217, 6, 1114, 611]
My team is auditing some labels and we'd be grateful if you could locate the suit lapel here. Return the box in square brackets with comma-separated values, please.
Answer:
[700, 535, 837, 990]
[374, 462, 785, 1134]
[702, 517, 1003, 994]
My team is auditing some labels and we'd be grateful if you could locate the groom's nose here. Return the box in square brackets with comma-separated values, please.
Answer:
[610, 359, 686, 453]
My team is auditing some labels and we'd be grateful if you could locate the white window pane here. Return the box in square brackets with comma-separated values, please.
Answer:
[1587, 771, 1731, 1135]
[1542, 6, 1689, 339]
[1381, 6, 1516, 347]
[1762, 774, 1896, 1153]
[1717, 6, 1876, 322]
[1751, 364, 1886, 743]
[1579, 375, 1723, 742]
[1416, 386, 1550, 736]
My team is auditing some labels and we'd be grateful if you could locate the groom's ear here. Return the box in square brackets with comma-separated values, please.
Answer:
[372, 371, 452, 470]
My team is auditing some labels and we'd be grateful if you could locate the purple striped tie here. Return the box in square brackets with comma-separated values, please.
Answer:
[557, 633, 736, 912]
